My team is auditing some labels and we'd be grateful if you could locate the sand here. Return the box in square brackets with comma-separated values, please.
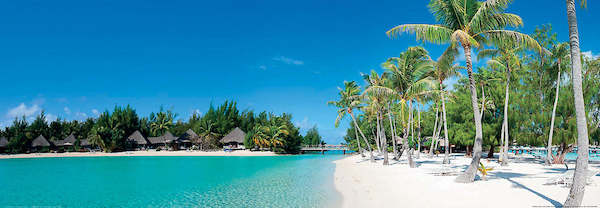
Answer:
[334, 153, 600, 208]
[0, 150, 277, 159]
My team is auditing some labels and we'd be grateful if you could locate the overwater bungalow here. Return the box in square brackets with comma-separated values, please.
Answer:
[220, 127, 246, 150]
[148, 131, 178, 150]
[126, 130, 149, 150]
[31, 135, 51, 152]
[0, 137, 8, 152]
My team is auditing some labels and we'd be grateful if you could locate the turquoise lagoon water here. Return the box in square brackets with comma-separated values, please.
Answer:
[510, 149, 600, 161]
[0, 155, 344, 207]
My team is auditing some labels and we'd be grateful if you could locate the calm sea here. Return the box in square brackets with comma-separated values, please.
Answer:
[0, 154, 344, 207]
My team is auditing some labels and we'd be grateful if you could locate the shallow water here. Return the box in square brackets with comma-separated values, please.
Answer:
[510, 149, 600, 161]
[0, 155, 344, 207]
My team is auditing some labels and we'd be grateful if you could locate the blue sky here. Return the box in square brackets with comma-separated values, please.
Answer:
[1, 0, 599, 144]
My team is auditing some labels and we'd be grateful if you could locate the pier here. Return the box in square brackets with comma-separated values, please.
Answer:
[300, 145, 350, 154]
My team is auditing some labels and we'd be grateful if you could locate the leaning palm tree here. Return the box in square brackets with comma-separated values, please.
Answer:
[387, 0, 540, 183]
[328, 81, 375, 162]
[564, 0, 591, 206]
[545, 42, 570, 166]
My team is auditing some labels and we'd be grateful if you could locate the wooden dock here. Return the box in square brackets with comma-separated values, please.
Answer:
[300, 145, 350, 154]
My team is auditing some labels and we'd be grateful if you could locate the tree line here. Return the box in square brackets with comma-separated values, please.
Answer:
[1, 101, 324, 154]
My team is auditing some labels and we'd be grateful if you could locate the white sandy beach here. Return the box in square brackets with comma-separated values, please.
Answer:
[334, 153, 600, 208]
[0, 150, 277, 159]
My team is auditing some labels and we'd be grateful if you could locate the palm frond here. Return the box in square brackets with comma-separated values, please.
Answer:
[386, 24, 453, 44]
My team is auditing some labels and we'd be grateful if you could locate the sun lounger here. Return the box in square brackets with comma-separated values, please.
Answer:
[547, 169, 599, 186]
[431, 164, 460, 176]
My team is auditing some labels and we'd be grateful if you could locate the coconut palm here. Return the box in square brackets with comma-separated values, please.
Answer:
[387, 0, 541, 183]
[362, 70, 394, 165]
[545, 42, 570, 166]
[381, 46, 435, 167]
[328, 81, 375, 162]
[479, 38, 543, 166]
[429, 47, 462, 164]
[196, 120, 221, 149]
[564, 0, 591, 205]
[149, 108, 176, 136]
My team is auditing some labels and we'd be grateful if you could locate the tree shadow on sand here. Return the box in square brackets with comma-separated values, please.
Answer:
[490, 171, 562, 208]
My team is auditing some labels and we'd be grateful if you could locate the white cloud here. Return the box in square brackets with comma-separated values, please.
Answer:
[273, 56, 304, 65]
[258, 65, 267, 70]
[64, 107, 71, 115]
[582, 51, 599, 60]
[45, 113, 57, 122]
[91, 109, 99, 116]
[295, 117, 316, 131]
[193, 109, 202, 116]
[6, 103, 40, 118]
[75, 112, 88, 119]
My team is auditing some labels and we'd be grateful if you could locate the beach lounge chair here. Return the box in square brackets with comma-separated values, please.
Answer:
[546, 169, 599, 186]
[431, 164, 460, 176]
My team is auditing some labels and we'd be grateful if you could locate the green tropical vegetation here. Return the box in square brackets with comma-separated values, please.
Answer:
[0, 101, 311, 154]
[330, 0, 599, 205]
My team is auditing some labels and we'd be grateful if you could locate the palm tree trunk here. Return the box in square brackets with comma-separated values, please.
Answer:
[350, 113, 374, 162]
[500, 122, 506, 163]
[392, 113, 399, 159]
[417, 104, 422, 159]
[455, 45, 484, 183]
[354, 124, 364, 157]
[546, 61, 561, 165]
[388, 103, 398, 160]
[380, 112, 390, 165]
[564, 0, 590, 205]
[406, 101, 415, 168]
[501, 68, 511, 166]
[480, 85, 485, 121]
[442, 92, 450, 164]
[430, 103, 439, 156]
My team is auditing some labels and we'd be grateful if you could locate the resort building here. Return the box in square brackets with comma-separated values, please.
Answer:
[176, 129, 197, 150]
[126, 130, 149, 150]
[63, 134, 76, 147]
[148, 131, 178, 150]
[220, 127, 246, 150]
[0, 137, 8, 152]
[31, 135, 50, 152]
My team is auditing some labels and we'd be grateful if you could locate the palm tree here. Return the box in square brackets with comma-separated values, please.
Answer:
[328, 81, 375, 162]
[381, 46, 434, 167]
[564, 0, 591, 206]
[479, 38, 543, 166]
[429, 47, 461, 164]
[149, 108, 176, 136]
[87, 127, 106, 151]
[362, 70, 394, 165]
[196, 120, 221, 150]
[263, 124, 289, 149]
[545, 42, 570, 166]
[387, 0, 540, 183]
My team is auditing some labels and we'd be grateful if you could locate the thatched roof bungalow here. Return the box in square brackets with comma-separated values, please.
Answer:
[148, 131, 178, 145]
[220, 127, 246, 149]
[32, 135, 50, 148]
[0, 137, 8, 148]
[178, 129, 198, 143]
[127, 130, 148, 145]
[63, 134, 76, 146]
